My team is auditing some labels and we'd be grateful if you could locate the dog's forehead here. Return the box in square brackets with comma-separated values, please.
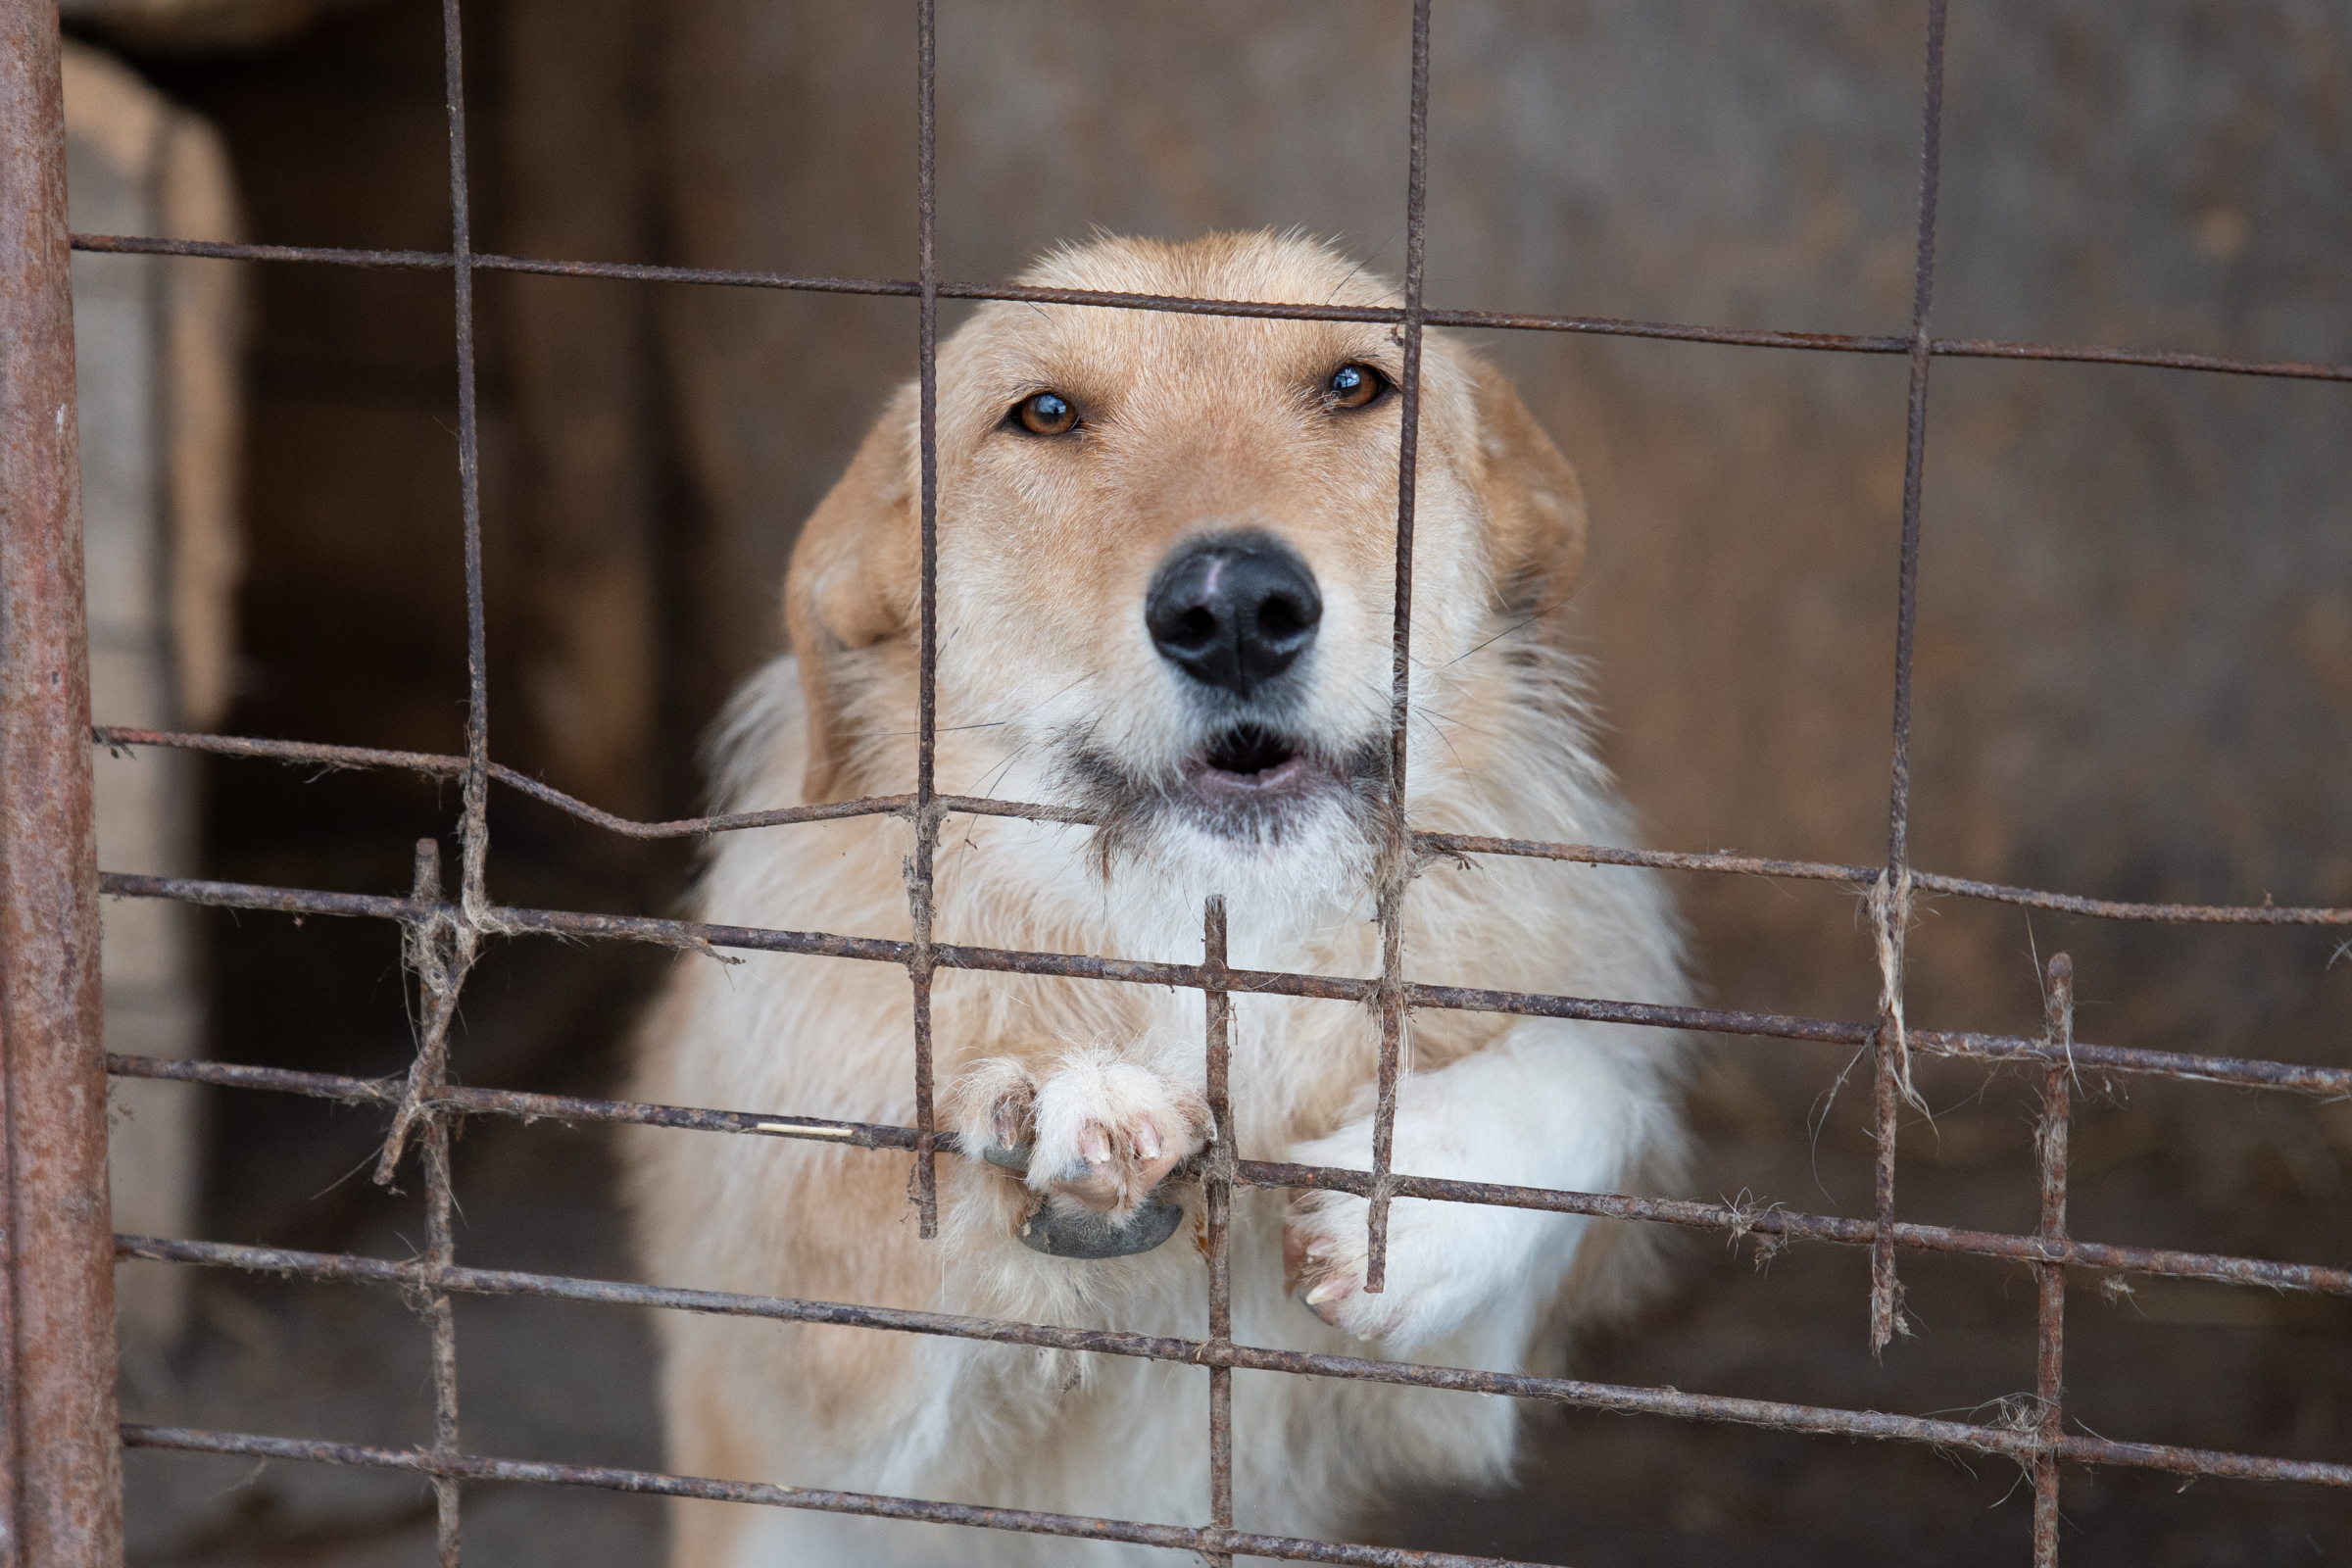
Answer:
[973, 232, 1406, 393]
[1018, 231, 1398, 312]
[979, 304, 1391, 390]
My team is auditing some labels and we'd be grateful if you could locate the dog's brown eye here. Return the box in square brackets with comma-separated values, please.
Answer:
[1327, 363, 1388, 410]
[1013, 390, 1078, 436]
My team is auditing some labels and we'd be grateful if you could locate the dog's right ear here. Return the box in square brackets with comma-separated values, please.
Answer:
[1467, 359, 1588, 655]
[784, 385, 920, 802]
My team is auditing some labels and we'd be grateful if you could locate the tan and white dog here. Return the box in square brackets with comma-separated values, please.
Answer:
[626, 232, 1691, 1565]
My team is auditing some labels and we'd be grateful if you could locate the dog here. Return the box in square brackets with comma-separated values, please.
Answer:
[625, 231, 1692, 1565]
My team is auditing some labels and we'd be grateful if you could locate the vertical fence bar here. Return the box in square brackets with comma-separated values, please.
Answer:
[378, 0, 492, 1182]
[906, 0, 943, 1238]
[422, 1, 484, 1554]
[375, 0, 492, 1185]
[1201, 896, 1234, 1568]
[422, 1119, 463, 1566]
[2033, 954, 2074, 1566]
[1870, 0, 1947, 1356]
[443, 0, 491, 923]
[0, 966, 13, 1568]
[1364, 0, 1434, 1297]
[0, 0, 125, 1559]
[406, 844, 464, 1565]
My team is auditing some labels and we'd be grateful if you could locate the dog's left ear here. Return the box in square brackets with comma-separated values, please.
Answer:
[1467, 360, 1588, 643]
[783, 384, 921, 802]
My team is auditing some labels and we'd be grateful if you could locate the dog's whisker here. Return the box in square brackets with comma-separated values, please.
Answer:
[1442, 594, 1581, 668]
[873, 718, 1016, 738]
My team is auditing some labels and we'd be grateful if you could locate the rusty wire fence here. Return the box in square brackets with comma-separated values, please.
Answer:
[4, 0, 2351, 1562]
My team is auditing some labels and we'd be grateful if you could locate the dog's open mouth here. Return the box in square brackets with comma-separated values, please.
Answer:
[1185, 725, 1321, 801]
[1066, 724, 1377, 855]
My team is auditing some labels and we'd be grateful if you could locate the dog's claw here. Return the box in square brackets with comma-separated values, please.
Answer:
[1018, 1189, 1186, 1258]
[979, 1139, 1034, 1174]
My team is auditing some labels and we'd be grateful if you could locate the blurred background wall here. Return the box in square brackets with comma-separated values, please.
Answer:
[59, 1, 2351, 1562]
[66, 34, 246, 1352]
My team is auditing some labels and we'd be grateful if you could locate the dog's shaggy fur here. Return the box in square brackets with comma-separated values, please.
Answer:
[626, 232, 1692, 1565]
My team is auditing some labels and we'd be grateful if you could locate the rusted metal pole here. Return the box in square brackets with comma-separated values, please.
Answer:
[405, 842, 464, 1565]
[1201, 896, 1235, 1568]
[906, 0, 942, 1239]
[1363, 0, 1434, 1299]
[0, 0, 126, 1560]
[1869, 0, 1949, 1360]
[2034, 954, 2075, 1565]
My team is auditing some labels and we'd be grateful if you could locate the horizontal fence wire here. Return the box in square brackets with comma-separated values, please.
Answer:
[74, 0, 2352, 1558]
[110, 1237, 2352, 1493]
[103, 1054, 2352, 1297]
[90, 727, 2352, 925]
[120, 1425, 1536, 1568]
[65, 231, 2352, 384]
[95, 871, 2352, 1098]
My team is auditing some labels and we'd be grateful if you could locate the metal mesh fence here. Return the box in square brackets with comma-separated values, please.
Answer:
[15, 0, 2352, 1562]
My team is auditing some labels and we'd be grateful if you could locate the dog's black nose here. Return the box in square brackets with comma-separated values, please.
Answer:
[1145, 533, 1323, 699]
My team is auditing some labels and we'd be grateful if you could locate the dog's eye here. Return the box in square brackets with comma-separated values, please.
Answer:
[1327, 363, 1389, 410]
[1011, 391, 1079, 436]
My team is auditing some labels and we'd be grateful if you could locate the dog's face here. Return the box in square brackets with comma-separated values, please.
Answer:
[786, 233, 1588, 897]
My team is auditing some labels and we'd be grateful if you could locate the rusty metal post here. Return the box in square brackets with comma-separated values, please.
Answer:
[1868, 0, 1948, 1360]
[1201, 896, 1235, 1568]
[2033, 954, 2075, 1565]
[0, 0, 127, 1562]
[1362, 0, 1434, 1300]
[905, 0, 942, 1240]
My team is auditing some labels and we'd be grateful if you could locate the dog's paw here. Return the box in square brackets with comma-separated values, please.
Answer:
[948, 1051, 1209, 1257]
[1021, 1053, 1211, 1222]
[1281, 1190, 1414, 1343]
